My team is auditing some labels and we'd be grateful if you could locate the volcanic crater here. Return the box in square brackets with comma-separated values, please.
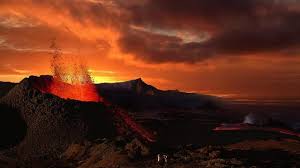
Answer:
[0, 75, 151, 161]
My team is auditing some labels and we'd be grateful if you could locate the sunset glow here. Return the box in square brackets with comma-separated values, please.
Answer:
[1, 0, 300, 99]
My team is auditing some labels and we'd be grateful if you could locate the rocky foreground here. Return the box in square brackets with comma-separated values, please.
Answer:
[1, 138, 300, 168]
[0, 76, 300, 167]
[60, 138, 300, 168]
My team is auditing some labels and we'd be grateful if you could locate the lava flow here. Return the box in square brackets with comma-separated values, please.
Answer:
[37, 41, 156, 142]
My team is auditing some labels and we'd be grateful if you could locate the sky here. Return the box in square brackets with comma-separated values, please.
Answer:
[0, 0, 300, 99]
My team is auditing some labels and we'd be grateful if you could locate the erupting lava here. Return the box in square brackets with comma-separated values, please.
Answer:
[49, 81, 101, 102]
[37, 40, 156, 142]
[49, 41, 102, 102]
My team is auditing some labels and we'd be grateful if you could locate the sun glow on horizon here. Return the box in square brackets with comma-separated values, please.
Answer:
[92, 75, 121, 84]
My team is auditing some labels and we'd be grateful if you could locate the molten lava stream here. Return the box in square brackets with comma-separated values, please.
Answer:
[100, 99, 156, 142]
[110, 104, 156, 142]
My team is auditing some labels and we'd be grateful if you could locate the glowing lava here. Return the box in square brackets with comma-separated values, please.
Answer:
[39, 40, 156, 142]
[49, 79, 102, 102]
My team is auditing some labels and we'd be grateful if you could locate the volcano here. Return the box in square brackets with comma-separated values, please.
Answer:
[0, 75, 155, 160]
[0, 76, 300, 167]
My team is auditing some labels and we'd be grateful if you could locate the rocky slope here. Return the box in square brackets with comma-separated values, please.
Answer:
[0, 82, 16, 98]
[0, 76, 140, 161]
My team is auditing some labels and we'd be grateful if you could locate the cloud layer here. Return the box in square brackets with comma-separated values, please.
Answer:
[1, 0, 300, 64]
[1, 0, 300, 98]
[117, 0, 300, 63]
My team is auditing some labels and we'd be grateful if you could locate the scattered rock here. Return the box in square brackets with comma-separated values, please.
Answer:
[125, 138, 150, 159]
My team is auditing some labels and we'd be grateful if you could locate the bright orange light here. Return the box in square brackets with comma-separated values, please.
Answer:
[49, 79, 101, 102]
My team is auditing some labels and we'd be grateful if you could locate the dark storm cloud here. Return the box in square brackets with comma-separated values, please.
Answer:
[117, 0, 300, 63]
[209, 15, 300, 55]
[118, 29, 214, 63]
[119, 0, 265, 32]
[1, 0, 300, 63]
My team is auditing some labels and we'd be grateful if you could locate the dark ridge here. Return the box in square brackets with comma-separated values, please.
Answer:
[0, 103, 27, 150]
[96, 78, 221, 111]
[0, 82, 16, 98]
[97, 78, 159, 95]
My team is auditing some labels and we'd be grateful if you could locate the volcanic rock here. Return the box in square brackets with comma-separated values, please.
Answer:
[98, 78, 158, 95]
[0, 103, 26, 150]
[125, 138, 150, 159]
[0, 82, 16, 98]
[0, 76, 137, 160]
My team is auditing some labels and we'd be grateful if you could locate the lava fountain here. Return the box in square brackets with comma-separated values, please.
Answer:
[49, 41, 102, 102]
[37, 40, 156, 142]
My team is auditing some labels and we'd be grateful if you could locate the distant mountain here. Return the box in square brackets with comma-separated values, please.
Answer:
[96, 78, 221, 111]
[97, 78, 158, 96]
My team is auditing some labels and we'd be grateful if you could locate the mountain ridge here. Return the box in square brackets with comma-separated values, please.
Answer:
[0, 76, 221, 111]
[96, 78, 159, 96]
